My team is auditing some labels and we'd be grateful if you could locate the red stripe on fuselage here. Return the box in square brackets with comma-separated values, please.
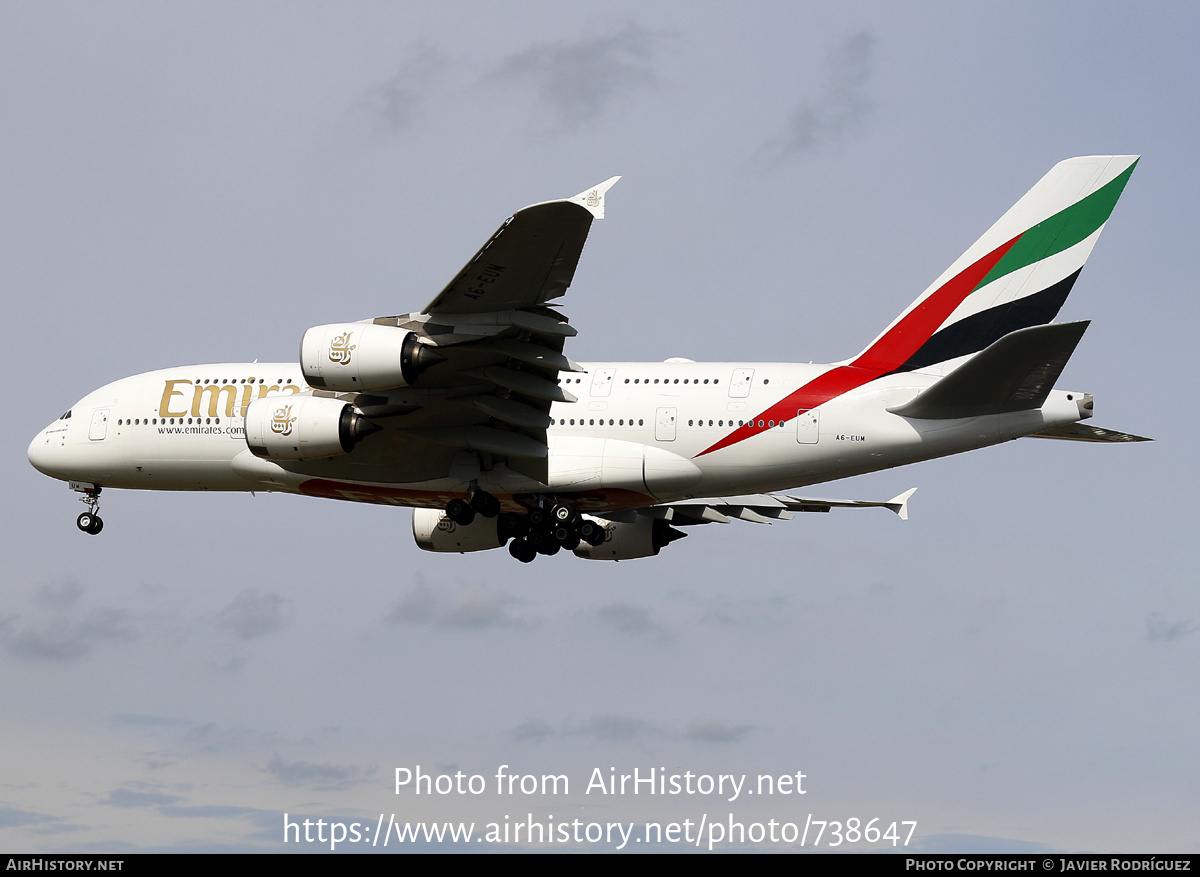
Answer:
[696, 234, 1020, 457]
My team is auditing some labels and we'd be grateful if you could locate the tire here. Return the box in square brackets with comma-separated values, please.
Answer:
[470, 491, 501, 518]
[508, 539, 536, 563]
[445, 498, 475, 526]
[579, 520, 606, 546]
[498, 513, 527, 539]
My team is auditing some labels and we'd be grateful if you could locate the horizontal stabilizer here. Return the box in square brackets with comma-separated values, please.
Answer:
[1029, 423, 1152, 442]
[888, 322, 1089, 420]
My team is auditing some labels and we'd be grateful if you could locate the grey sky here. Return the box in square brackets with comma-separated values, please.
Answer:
[2, 1, 1197, 853]
[758, 29, 877, 165]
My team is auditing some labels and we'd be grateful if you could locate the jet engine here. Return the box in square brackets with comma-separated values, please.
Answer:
[572, 515, 686, 561]
[300, 323, 444, 391]
[412, 508, 503, 553]
[244, 395, 378, 460]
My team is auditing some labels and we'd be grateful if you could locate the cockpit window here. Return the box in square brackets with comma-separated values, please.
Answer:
[59, 410, 72, 420]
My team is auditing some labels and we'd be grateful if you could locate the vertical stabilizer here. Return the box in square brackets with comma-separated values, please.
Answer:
[854, 155, 1138, 374]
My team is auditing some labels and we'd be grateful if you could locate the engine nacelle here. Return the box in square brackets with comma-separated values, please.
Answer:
[300, 323, 443, 391]
[572, 515, 686, 561]
[244, 395, 377, 460]
[412, 508, 503, 553]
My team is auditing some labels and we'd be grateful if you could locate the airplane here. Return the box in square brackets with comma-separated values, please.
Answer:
[28, 155, 1148, 562]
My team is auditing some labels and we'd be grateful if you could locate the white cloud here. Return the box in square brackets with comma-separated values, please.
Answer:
[214, 590, 288, 640]
[494, 23, 666, 130]
[758, 30, 876, 166]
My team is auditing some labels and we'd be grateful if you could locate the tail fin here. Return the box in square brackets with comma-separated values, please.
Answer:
[853, 155, 1138, 374]
[695, 157, 1138, 459]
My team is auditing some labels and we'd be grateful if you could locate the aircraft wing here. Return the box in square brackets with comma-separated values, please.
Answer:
[1028, 423, 1151, 442]
[423, 176, 620, 315]
[607, 488, 918, 524]
[352, 178, 620, 485]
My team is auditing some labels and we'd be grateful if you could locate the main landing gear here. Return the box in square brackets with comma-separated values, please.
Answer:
[73, 485, 103, 535]
[441, 490, 606, 563]
[444, 484, 502, 527]
[503, 500, 606, 564]
[443, 487, 606, 563]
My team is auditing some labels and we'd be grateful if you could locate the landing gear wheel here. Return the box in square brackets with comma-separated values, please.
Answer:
[77, 512, 103, 535]
[468, 490, 501, 518]
[498, 512, 528, 541]
[527, 528, 560, 555]
[508, 538, 537, 563]
[445, 498, 476, 526]
[550, 502, 578, 525]
[579, 519, 606, 546]
[73, 485, 103, 535]
[526, 528, 551, 553]
[551, 523, 576, 544]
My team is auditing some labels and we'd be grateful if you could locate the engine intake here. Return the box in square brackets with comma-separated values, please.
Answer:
[244, 395, 378, 460]
[572, 515, 686, 561]
[300, 323, 445, 391]
[412, 508, 503, 553]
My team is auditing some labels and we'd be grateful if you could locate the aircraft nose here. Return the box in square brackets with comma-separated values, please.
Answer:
[28, 426, 64, 478]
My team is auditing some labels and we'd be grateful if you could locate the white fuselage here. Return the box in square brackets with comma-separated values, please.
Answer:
[28, 359, 1087, 514]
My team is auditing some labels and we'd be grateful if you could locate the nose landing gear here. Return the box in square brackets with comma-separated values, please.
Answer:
[72, 484, 103, 535]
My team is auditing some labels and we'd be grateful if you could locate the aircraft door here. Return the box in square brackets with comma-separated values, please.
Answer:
[729, 368, 754, 398]
[655, 407, 677, 442]
[796, 410, 818, 444]
[88, 408, 110, 441]
[590, 368, 615, 397]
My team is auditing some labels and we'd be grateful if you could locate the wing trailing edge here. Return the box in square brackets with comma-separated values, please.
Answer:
[1029, 423, 1152, 442]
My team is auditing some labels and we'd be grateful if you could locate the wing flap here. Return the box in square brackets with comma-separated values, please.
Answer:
[648, 489, 916, 524]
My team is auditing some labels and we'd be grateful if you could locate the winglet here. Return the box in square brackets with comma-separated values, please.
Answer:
[570, 176, 621, 219]
[886, 488, 917, 520]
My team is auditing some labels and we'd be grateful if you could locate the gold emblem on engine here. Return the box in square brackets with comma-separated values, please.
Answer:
[271, 404, 296, 436]
[328, 332, 356, 365]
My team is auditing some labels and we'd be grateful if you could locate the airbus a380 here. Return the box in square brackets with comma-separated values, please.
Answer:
[28, 156, 1147, 562]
